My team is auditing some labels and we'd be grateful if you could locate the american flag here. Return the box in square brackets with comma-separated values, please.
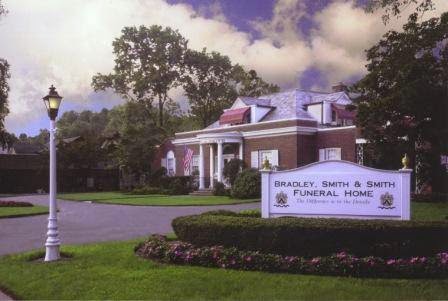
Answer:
[183, 145, 194, 174]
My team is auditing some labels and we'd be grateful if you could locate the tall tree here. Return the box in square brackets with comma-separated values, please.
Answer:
[183, 48, 279, 128]
[183, 49, 237, 128]
[0, 1, 9, 147]
[104, 102, 163, 177]
[233, 66, 279, 97]
[92, 25, 187, 127]
[352, 12, 448, 192]
[365, 0, 435, 23]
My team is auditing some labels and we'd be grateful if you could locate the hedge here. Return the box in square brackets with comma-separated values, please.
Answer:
[412, 192, 448, 203]
[172, 211, 448, 258]
[0, 200, 33, 207]
[136, 235, 448, 279]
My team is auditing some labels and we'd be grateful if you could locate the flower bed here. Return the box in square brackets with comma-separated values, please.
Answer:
[136, 235, 448, 279]
[0, 200, 33, 207]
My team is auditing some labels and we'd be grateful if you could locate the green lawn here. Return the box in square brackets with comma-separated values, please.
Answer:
[412, 202, 448, 221]
[58, 192, 259, 206]
[0, 205, 48, 218]
[0, 239, 447, 300]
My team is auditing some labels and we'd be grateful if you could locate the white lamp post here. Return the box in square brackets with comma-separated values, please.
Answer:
[42, 85, 63, 262]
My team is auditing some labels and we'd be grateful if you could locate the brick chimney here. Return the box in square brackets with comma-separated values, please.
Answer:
[332, 82, 348, 92]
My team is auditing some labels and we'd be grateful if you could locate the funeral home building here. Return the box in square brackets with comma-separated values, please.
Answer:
[159, 84, 365, 189]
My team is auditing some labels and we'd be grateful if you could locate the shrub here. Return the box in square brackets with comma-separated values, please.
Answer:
[412, 192, 448, 202]
[223, 159, 245, 186]
[159, 176, 193, 195]
[231, 169, 260, 199]
[136, 235, 448, 279]
[131, 186, 162, 195]
[0, 200, 33, 207]
[239, 209, 261, 218]
[212, 182, 227, 196]
[172, 212, 448, 258]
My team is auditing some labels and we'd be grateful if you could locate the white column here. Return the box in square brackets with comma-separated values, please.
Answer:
[45, 119, 60, 262]
[199, 144, 205, 189]
[239, 142, 243, 160]
[217, 141, 223, 183]
[209, 144, 214, 188]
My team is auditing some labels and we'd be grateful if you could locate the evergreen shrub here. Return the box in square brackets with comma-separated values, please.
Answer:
[231, 169, 260, 199]
[172, 211, 448, 258]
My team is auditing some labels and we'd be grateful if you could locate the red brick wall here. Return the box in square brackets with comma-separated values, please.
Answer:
[298, 134, 317, 166]
[243, 134, 298, 170]
[316, 128, 356, 162]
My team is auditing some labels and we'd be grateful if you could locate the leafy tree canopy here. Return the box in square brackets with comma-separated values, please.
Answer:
[352, 12, 448, 190]
[365, 0, 435, 23]
[92, 25, 188, 127]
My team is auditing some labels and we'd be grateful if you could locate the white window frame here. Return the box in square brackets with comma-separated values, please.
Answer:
[166, 150, 176, 176]
[319, 148, 341, 161]
[251, 149, 279, 169]
[191, 155, 200, 174]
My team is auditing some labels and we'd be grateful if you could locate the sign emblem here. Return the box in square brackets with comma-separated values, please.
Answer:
[274, 191, 289, 207]
[379, 192, 395, 209]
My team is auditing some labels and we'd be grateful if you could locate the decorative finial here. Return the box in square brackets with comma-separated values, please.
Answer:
[402, 153, 410, 169]
[262, 157, 271, 170]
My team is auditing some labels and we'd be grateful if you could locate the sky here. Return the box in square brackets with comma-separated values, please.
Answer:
[1, 0, 447, 136]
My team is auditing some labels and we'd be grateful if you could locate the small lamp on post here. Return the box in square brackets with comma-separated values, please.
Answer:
[42, 85, 63, 262]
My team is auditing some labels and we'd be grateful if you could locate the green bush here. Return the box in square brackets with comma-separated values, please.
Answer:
[159, 176, 193, 195]
[168, 178, 189, 195]
[212, 182, 227, 196]
[131, 186, 162, 195]
[231, 169, 260, 199]
[223, 159, 245, 186]
[172, 212, 448, 258]
[239, 209, 261, 218]
[412, 192, 448, 202]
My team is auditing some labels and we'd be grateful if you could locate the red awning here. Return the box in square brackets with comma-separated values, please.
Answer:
[219, 107, 251, 125]
[332, 103, 356, 119]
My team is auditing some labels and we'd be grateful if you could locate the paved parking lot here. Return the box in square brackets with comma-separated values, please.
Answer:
[0, 195, 259, 256]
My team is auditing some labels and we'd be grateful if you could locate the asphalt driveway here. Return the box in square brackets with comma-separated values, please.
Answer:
[0, 194, 259, 256]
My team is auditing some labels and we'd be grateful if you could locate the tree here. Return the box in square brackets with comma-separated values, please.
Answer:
[365, 0, 435, 23]
[0, 1, 10, 148]
[233, 66, 279, 97]
[56, 109, 110, 169]
[92, 25, 188, 127]
[183, 49, 237, 128]
[104, 102, 163, 177]
[352, 12, 448, 192]
[183, 48, 279, 128]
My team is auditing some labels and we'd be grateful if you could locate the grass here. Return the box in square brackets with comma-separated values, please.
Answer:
[0, 205, 48, 218]
[412, 202, 448, 221]
[0, 239, 447, 300]
[58, 191, 259, 206]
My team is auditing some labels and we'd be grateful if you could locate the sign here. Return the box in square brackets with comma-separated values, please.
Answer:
[261, 160, 412, 220]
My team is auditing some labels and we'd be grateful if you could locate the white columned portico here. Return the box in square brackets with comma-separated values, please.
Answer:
[199, 144, 205, 189]
[209, 145, 214, 188]
[217, 141, 223, 183]
[195, 132, 243, 186]
[239, 142, 243, 160]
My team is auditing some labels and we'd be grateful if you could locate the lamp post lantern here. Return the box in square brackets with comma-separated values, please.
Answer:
[42, 85, 63, 262]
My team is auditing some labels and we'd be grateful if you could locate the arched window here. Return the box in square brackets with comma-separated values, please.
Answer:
[166, 151, 176, 176]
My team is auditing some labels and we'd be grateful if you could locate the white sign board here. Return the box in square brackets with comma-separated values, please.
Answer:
[261, 160, 412, 220]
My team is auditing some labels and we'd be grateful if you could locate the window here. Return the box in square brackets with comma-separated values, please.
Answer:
[251, 149, 279, 169]
[191, 155, 199, 173]
[319, 148, 341, 161]
[166, 151, 176, 176]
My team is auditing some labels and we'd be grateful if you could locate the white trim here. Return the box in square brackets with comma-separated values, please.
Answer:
[174, 117, 317, 136]
[356, 138, 367, 144]
[317, 125, 356, 132]
[242, 126, 317, 139]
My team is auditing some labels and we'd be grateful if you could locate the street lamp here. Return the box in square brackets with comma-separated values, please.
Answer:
[42, 85, 63, 262]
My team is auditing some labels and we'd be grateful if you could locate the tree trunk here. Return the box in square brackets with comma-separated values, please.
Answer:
[158, 96, 164, 127]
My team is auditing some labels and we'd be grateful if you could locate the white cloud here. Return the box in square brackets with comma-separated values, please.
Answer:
[1, 0, 447, 134]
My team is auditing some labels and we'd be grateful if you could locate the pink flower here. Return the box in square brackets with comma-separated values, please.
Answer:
[311, 258, 320, 265]
[387, 259, 396, 265]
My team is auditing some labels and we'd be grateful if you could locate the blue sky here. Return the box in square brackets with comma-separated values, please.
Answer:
[1, 0, 446, 136]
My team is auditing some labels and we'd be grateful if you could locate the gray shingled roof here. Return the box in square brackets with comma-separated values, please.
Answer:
[205, 89, 352, 129]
